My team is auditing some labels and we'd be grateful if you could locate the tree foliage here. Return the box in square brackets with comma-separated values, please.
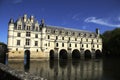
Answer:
[0, 42, 8, 54]
[102, 28, 120, 56]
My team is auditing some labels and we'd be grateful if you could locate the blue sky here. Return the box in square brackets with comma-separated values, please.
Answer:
[0, 0, 120, 44]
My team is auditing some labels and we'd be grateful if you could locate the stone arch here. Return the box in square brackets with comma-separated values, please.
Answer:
[49, 50, 54, 60]
[59, 49, 68, 59]
[72, 49, 81, 59]
[84, 50, 91, 59]
[95, 49, 102, 58]
[24, 50, 30, 63]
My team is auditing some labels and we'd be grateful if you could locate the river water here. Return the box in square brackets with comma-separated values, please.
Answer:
[0, 58, 118, 80]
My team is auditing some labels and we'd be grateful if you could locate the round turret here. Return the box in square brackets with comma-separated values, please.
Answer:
[8, 18, 14, 30]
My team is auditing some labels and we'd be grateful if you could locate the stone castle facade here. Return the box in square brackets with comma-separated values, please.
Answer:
[7, 14, 102, 59]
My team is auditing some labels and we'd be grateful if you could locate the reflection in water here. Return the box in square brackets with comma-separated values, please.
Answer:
[24, 59, 30, 72]
[1, 55, 120, 80]
[8, 59, 103, 80]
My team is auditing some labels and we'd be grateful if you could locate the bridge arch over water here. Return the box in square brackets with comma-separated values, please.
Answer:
[95, 49, 102, 58]
[59, 49, 68, 59]
[72, 49, 81, 59]
[84, 50, 91, 59]
[49, 50, 54, 60]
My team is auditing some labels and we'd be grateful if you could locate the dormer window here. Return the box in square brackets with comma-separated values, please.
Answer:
[27, 26, 30, 30]
[72, 32, 75, 35]
[68, 31, 71, 35]
[55, 29, 58, 34]
[18, 25, 21, 30]
[36, 27, 38, 31]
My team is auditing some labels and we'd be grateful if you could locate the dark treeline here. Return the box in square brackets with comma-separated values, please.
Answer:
[102, 28, 120, 57]
[0, 42, 8, 53]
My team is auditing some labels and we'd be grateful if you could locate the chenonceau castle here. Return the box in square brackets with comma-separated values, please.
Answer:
[7, 14, 102, 60]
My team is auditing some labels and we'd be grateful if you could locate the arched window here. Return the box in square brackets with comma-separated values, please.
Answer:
[56, 43, 58, 47]
[62, 37, 64, 40]
[75, 44, 77, 47]
[69, 43, 71, 47]
[62, 43, 64, 47]
[48, 35, 50, 39]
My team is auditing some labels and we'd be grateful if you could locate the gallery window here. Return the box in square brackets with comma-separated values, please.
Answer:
[26, 39, 30, 45]
[75, 44, 77, 47]
[26, 32, 31, 37]
[69, 43, 71, 47]
[56, 43, 58, 47]
[62, 43, 64, 47]
[48, 35, 50, 39]
[26, 26, 31, 30]
[62, 37, 64, 40]
[56, 36, 58, 40]
[18, 25, 21, 30]
[35, 41, 38, 46]
[35, 34, 38, 38]
[17, 33, 21, 37]
[17, 40, 20, 45]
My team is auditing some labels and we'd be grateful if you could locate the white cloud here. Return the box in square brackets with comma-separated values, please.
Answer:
[85, 17, 120, 27]
[72, 13, 81, 21]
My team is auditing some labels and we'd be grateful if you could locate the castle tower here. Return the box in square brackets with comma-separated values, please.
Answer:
[41, 19, 46, 51]
[7, 18, 14, 50]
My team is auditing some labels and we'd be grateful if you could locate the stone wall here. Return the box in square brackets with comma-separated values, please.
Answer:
[0, 63, 47, 80]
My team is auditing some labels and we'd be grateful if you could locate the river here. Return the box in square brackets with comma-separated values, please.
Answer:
[0, 58, 118, 80]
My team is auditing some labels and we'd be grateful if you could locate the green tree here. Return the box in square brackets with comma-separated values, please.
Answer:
[102, 28, 120, 56]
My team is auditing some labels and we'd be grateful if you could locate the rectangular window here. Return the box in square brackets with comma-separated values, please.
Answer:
[75, 44, 77, 47]
[35, 41, 38, 46]
[27, 26, 31, 30]
[97, 45, 99, 48]
[69, 43, 71, 47]
[62, 37, 64, 40]
[69, 37, 70, 40]
[35, 34, 38, 38]
[26, 32, 31, 37]
[75, 38, 77, 41]
[18, 25, 21, 30]
[86, 44, 88, 48]
[48, 43, 50, 46]
[36, 27, 38, 31]
[82, 44, 84, 47]
[62, 43, 64, 47]
[26, 39, 30, 45]
[56, 36, 58, 40]
[17, 40, 20, 45]
[48, 35, 50, 39]
[17, 33, 21, 37]
[56, 43, 58, 47]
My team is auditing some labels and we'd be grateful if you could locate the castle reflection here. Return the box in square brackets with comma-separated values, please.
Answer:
[8, 59, 103, 80]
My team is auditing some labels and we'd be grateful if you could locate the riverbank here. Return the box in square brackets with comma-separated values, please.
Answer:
[0, 63, 47, 80]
